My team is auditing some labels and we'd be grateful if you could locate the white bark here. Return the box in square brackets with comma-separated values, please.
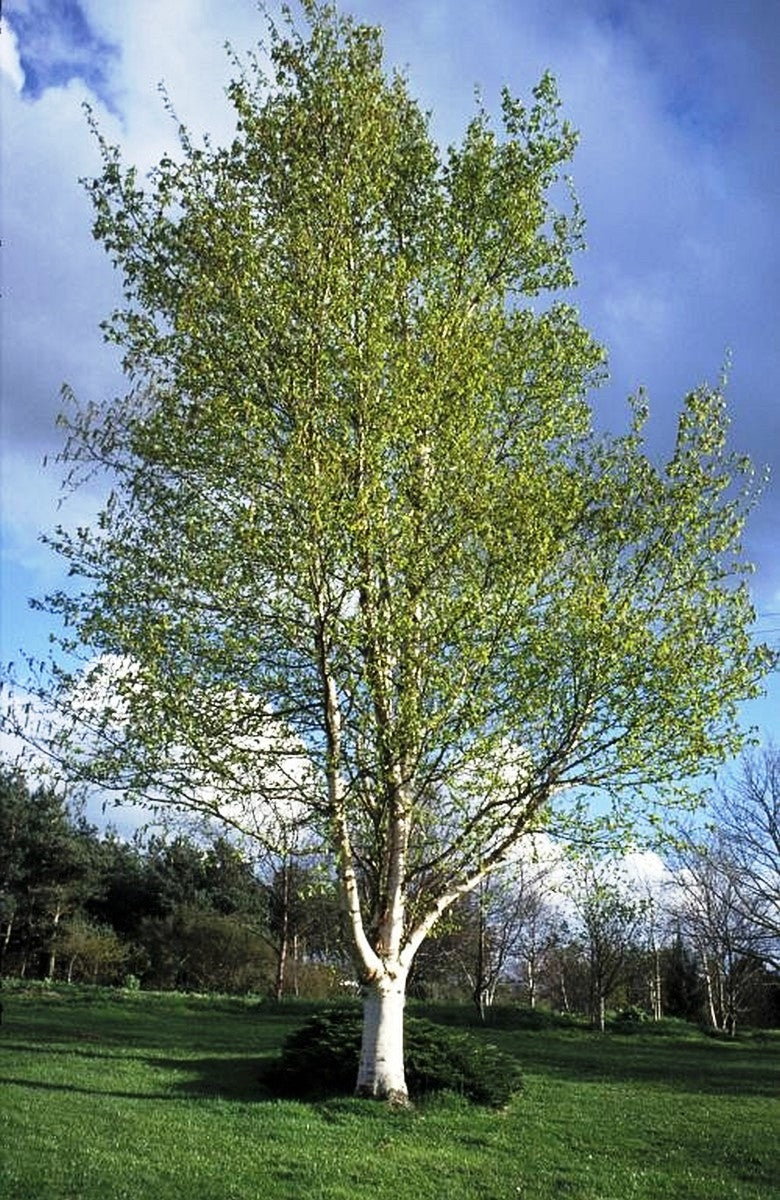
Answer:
[355, 971, 409, 1103]
[702, 957, 719, 1029]
[47, 903, 63, 980]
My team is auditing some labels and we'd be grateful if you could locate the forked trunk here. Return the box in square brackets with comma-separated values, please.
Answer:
[355, 972, 409, 1104]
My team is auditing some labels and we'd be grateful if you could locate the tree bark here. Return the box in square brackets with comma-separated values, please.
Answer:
[474, 891, 488, 1022]
[292, 932, 300, 998]
[46, 903, 63, 980]
[0, 912, 14, 975]
[650, 944, 662, 1021]
[559, 967, 569, 1013]
[702, 958, 719, 1029]
[355, 972, 409, 1104]
[274, 860, 290, 1003]
[526, 953, 536, 1009]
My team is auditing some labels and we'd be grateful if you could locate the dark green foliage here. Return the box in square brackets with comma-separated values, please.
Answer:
[405, 1017, 524, 1106]
[270, 1006, 363, 1096]
[664, 931, 705, 1021]
[268, 1006, 523, 1106]
[610, 1004, 649, 1031]
[0, 765, 101, 978]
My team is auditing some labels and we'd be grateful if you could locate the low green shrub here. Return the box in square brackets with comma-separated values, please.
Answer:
[611, 1005, 650, 1031]
[267, 1006, 522, 1106]
[405, 1016, 523, 1105]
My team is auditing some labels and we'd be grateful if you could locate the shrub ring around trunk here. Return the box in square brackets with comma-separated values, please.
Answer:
[265, 1006, 523, 1107]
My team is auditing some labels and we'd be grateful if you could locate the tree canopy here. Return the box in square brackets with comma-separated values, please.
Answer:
[5, 2, 771, 1100]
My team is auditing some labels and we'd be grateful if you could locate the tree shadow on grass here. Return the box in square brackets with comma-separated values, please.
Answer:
[0, 1054, 274, 1104]
[1, 1030, 277, 1105]
[0, 1074, 176, 1102]
[147, 1054, 275, 1101]
[3, 1005, 299, 1071]
[2, 1041, 146, 1061]
[513, 1032, 780, 1099]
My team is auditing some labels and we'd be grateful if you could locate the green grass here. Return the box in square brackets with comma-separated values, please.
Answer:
[1, 985, 778, 1200]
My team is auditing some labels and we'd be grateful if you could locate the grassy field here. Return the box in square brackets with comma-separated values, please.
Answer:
[0, 985, 778, 1200]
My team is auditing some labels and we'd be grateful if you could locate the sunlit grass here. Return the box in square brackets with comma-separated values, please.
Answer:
[1, 985, 777, 1199]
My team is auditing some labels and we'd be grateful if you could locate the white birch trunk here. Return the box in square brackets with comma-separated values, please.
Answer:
[355, 970, 409, 1104]
[526, 954, 536, 1009]
[703, 958, 719, 1029]
[47, 904, 63, 980]
[651, 945, 662, 1021]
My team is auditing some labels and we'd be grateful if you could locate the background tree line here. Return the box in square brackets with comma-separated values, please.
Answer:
[2, 747, 776, 1032]
[0, 762, 345, 997]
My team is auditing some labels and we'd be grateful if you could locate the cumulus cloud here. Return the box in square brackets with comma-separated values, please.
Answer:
[620, 850, 670, 894]
[0, 15, 25, 91]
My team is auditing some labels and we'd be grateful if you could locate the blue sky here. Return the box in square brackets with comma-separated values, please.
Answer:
[5, 0, 119, 107]
[1, 0, 778, 769]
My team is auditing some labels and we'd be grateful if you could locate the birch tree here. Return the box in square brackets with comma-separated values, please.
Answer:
[7, 3, 771, 1100]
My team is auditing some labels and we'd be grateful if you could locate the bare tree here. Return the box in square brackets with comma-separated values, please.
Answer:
[569, 859, 645, 1031]
[509, 859, 561, 1009]
[671, 830, 767, 1035]
[711, 746, 780, 969]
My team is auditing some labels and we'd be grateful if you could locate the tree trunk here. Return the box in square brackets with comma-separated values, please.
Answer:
[474, 882, 488, 1021]
[355, 973, 409, 1104]
[274, 930, 288, 1003]
[723, 962, 737, 1037]
[559, 967, 569, 1013]
[274, 861, 290, 1003]
[47, 904, 63, 979]
[651, 945, 662, 1021]
[292, 932, 300, 998]
[702, 959, 719, 1029]
[0, 912, 14, 975]
[526, 954, 536, 1009]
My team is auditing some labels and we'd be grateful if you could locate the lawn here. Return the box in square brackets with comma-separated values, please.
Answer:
[1, 985, 777, 1200]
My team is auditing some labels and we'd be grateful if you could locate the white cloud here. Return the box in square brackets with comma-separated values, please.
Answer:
[61, 654, 322, 849]
[601, 273, 675, 346]
[0, 18, 25, 91]
[83, 0, 264, 168]
[619, 849, 670, 895]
